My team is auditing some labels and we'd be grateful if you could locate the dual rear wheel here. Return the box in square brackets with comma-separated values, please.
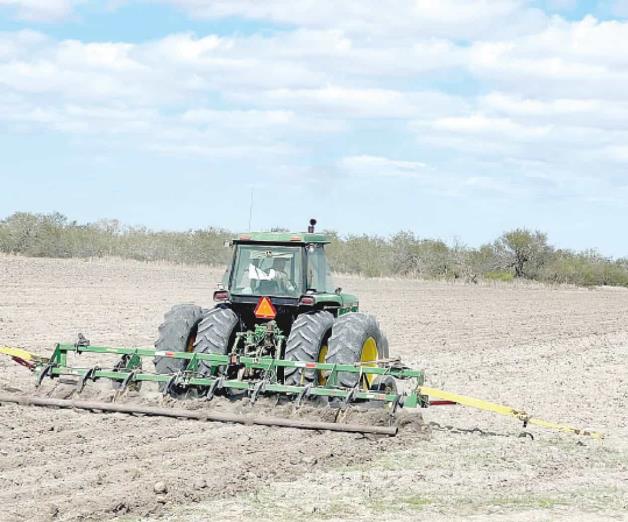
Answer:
[153, 304, 237, 397]
[284, 311, 389, 389]
[154, 306, 388, 397]
[153, 304, 206, 397]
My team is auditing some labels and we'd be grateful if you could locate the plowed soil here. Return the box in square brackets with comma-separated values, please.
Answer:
[0, 255, 626, 521]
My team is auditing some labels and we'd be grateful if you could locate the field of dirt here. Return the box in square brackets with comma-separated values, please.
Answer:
[0, 254, 626, 521]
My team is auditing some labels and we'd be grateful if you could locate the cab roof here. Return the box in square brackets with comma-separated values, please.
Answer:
[234, 231, 329, 244]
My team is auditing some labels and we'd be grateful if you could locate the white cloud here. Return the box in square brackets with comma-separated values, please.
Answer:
[162, 0, 548, 40]
[0, 28, 469, 118]
[232, 87, 467, 119]
[480, 92, 628, 131]
[181, 108, 347, 133]
[338, 154, 533, 199]
[431, 114, 551, 140]
[0, 0, 80, 21]
[340, 155, 429, 179]
[0, 29, 47, 59]
[252, 87, 413, 119]
[2, 5, 628, 208]
[469, 16, 628, 99]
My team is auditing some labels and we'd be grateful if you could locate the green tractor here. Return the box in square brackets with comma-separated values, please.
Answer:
[154, 219, 389, 397]
[0, 218, 597, 437]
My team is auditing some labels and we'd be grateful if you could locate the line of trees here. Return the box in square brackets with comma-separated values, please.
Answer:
[1, 212, 627, 287]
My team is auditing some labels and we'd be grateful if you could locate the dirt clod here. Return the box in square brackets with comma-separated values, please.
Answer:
[112, 502, 129, 514]
[153, 481, 167, 495]
[194, 479, 207, 490]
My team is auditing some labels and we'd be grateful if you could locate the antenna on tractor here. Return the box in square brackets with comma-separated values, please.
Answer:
[248, 187, 254, 231]
[308, 218, 317, 233]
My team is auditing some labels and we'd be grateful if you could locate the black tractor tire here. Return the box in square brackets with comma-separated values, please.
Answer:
[283, 311, 334, 386]
[193, 306, 239, 377]
[326, 312, 389, 389]
[154, 304, 207, 396]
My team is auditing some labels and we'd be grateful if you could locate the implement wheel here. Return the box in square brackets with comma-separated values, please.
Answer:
[193, 305, 239, 377]
[154, 304, 207, 397]
[283, 311, 334, 386]
[326, 312, 389, 389]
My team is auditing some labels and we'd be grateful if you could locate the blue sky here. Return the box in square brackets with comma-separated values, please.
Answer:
[1, 1, 628, 257]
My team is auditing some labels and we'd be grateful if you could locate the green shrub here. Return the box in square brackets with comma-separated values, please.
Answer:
[1, 212, 627, 288]
[484, 270, 515, 282]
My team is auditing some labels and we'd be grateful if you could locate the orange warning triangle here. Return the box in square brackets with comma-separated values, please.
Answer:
[254, 296, 277, 319]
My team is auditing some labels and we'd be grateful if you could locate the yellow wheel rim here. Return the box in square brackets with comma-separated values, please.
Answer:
[318, 344, 328, 385]
[360, 337, 378, 387]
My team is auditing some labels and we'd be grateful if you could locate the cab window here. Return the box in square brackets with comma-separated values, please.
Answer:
[230, 245, 303, 297]
[306, 244, 335, 293]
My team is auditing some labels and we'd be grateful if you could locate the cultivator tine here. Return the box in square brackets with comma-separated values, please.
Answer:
[113, 371, 137, 401]
[295, 383, 313, 408]
[204, 376, 224, 401]
[342, 386, 358, 408]
[250, 378, 271, 404]
[121, 370, 138, 391]
[36, 362, 55, 387]
[76, 366, 99, 393]
[249, 360, 275, 405]
[163, 373, 179, 397]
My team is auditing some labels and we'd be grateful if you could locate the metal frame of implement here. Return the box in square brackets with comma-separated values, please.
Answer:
[40, 342, 428, 408]
[0, 343, 604, 438]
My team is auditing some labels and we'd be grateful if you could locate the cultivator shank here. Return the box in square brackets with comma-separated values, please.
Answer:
[39, 340, 428, 409]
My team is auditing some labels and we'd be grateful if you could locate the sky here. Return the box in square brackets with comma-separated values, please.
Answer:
[1, 1, 628, 257]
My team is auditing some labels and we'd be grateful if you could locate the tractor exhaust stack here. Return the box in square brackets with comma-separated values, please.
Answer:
[308, 218, 317, 233]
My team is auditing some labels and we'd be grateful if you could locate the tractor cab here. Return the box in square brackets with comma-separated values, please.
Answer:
[228, 239, 334, 298]
[214, 220, 357, 334]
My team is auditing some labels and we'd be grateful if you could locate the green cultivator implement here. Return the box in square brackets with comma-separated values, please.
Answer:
[1, 333, 426, 436]
[0, 220, 604, 438]
[0, 335, 603, 438]
[39, 336, 427, 410]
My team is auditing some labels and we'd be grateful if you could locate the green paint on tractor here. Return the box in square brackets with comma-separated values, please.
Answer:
[233, 231, 330, 244]
[219, 220, 359, 322]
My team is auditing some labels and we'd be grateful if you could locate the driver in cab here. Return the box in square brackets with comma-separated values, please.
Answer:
[269, 257, 295, 293]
